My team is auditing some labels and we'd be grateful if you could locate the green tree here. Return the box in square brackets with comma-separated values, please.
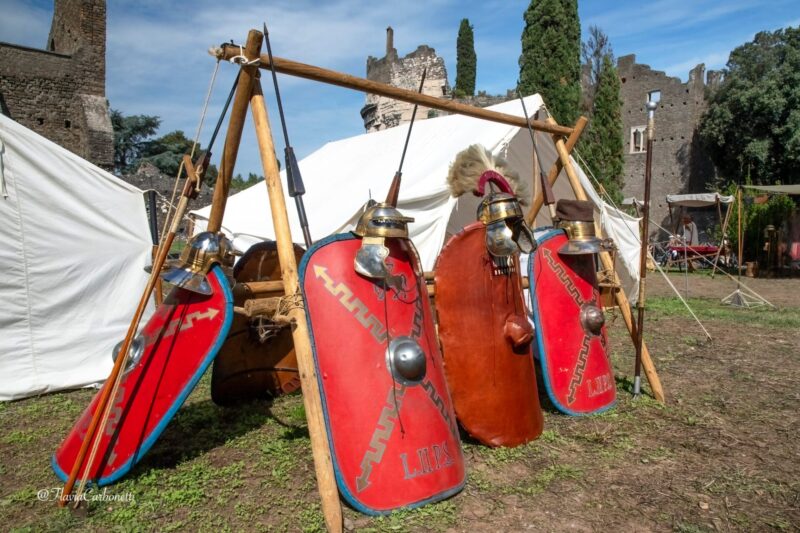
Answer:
[140, 130, 194, 177]
[141, 129, 217, 182]
[518, 0, 581, 125]
[455, 19, 477, 97]
[699, 26, 800, 186]
[110, 109, 160, 173]
[580, 54, 624, 201]
[230, 172, 263, 191]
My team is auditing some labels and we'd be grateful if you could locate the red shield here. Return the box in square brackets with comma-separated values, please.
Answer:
[300, 234, 465, 515]
[52, 265, 233, 485]
[211, 241, 304, 405]
[435, 222, 543, 447]
[528, 229, 616, 415]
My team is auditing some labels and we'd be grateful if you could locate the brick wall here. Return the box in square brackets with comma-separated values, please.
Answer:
[616, 54, 718, 231]
[0, 0, 113, 169]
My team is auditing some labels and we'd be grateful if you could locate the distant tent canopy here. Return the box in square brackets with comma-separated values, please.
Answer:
[665, 193, 734, 207]
[742, 184, 800, 195]
[191, 95, 645, 301]
[0, 114, 152, 401]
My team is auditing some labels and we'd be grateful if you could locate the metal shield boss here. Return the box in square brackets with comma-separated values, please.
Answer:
[528, 228, 616, 416]
[300, 231, 464, 515]
[435, 222, 543, 447]
[211, 241, 305, 405]
[53, 265, 234, 485]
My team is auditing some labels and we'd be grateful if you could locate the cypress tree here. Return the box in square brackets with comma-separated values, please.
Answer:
[580, 54, 624, 201]
[455, 19, 477, 97]
[518, 0, 581, 125]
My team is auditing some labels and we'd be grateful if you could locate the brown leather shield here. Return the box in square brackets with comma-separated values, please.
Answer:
[210, 241, 304, 405]
[434, 222, 543, 447]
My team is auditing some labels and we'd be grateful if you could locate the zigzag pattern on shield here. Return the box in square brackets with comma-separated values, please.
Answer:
[529, 228, 616, 416]
[299, 234, 464, 515]
[53, 265, 234, 485]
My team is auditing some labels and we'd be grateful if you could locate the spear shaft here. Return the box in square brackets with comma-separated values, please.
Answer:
[385, 67, 426, 206]
[634, 101, 657, 396]
[263, 22, 312, 248]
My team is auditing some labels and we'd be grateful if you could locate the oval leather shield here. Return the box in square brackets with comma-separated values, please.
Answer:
[528, 228, 616, 415]
[435, 222, 543, 447]
[300, 234, 465, 515]
[52, 265, 234, 485]
[211, 241, 304, 405]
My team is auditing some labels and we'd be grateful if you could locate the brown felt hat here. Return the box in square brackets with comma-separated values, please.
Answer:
[556, 199, 595, 222]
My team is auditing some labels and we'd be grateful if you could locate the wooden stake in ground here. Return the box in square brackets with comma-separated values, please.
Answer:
[249, 78, 343, 533]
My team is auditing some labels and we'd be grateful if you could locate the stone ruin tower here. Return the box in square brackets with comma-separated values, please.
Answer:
[360, 27, 451, 133]
[0, 0, 114, 168]
[615, 54, 721, 226]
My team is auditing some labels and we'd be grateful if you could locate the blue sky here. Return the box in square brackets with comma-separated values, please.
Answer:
[2, 0, 799, 179]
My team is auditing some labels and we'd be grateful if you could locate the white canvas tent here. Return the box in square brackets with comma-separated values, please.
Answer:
[0, 114, 152, 400]
[666, 193, 734, 207]
[191, 95, 642, 299]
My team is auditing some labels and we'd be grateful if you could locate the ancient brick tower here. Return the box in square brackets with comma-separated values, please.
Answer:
[0, 0, 114, 169]
[614, 54, 720, 225]
[361, 27, 451, 133]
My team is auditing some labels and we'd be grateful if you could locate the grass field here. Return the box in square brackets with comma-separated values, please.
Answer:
[1, 275, 798, 532]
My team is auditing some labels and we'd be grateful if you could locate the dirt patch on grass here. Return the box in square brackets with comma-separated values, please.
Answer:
[1, 277, 798, 531]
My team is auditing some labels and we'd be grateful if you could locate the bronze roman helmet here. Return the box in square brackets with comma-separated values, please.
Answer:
[161, 231, 235, 294]
[353, 201, 415, 280]
[447, 144, 535, 259]
[476, 179, 535, 258]
[555, 199, 604, 255]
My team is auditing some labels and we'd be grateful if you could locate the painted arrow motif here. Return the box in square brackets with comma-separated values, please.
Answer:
[160, 307, 221, 340]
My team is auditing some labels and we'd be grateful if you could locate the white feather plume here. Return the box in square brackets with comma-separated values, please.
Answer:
[446, 144, 531, 207]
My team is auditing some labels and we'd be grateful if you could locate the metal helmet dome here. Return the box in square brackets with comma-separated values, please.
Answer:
[161, 231, 234, 294]
[353, 202, 415, 239]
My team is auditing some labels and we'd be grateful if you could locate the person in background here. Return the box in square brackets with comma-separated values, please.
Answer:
[682, 215, 699, 247]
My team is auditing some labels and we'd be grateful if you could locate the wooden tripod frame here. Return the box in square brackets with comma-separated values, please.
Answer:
[205, 28, 665, 530]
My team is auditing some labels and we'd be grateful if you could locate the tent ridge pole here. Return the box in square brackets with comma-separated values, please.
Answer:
[212, 46, 573, 136]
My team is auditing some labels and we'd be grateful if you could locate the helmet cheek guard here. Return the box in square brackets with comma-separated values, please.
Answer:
[353, 202, 414, 280]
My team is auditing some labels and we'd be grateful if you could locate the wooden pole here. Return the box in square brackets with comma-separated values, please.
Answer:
[212, 47, 573, 137]
[61, 173, 198, 506]
[545, 117, 665, 403]
[524, 117, 588, 226]
[250, 78, 343, 533]
[634, 102, 657, 396]
[710, 198, 734, 278]
[737, 187, 744, 281]
[206, 31, 263, 233]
